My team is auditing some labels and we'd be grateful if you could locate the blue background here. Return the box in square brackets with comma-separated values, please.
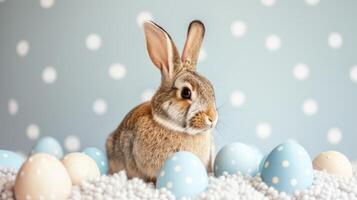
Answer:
[1, 0, 356, 159]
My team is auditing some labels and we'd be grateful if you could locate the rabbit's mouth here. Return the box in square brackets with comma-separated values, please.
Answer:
[153, 113, 216, 135]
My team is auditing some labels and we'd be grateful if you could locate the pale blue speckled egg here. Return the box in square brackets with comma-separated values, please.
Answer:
[261, 141, 313, 194]
[214, 143, 263, 177]
[32, 136, 63, 159]
[83, 147, 108, 175]
[0, 149, 25, 170]
[156, 151, 208, 199]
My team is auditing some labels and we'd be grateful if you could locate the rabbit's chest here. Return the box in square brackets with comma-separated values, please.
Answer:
[134, 127, 212, 170]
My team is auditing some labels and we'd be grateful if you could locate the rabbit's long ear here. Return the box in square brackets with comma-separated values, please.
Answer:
[181, 20, 205, 70]
[143, 21, 180, 82]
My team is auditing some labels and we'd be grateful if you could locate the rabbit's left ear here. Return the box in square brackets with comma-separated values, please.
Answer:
[181, 20, 205, 70]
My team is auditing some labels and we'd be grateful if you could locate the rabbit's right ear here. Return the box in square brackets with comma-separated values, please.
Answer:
[143, 21, 180, 82]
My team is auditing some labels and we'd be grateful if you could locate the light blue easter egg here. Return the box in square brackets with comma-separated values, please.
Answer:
[157, 151, 208, 199]
[83, 147, 108, 175]
[261, 141, 313, 194]
[32, 136, 63, 159]
[0, 150, 25, 170]
[258, 154, 268, 173]
[214, 143, 263, 177]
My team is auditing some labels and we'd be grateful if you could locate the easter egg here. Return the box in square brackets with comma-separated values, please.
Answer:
[83, 147, 108, 175]
[157, 151, 208, 199]
[261, 141, 313, 193]
[0, 150, 25, 170]
[14, 153, 72, 200]
[214, 143, 263, 177]
[312, 151, 352, 178]
[32, 136, 63, 159]
[258, 154, 268, 173]
[62, 152, 100, 185]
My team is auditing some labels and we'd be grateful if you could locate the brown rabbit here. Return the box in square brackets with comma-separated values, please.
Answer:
[106, 20, 218, 182]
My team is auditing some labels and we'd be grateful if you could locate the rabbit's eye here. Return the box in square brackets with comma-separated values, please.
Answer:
[181, 87, 191, 99]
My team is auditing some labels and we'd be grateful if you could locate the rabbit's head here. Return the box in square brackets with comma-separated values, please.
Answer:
[143, 20, 217, 135]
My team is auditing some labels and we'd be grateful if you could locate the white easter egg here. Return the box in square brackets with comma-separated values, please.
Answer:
[157, 151, 208, 199]
[62, 152, 100, 185]
[313, 151, 352, 178]
[14, 153, 72, 200]
[261, 141, 313, 194]
[214, 143, 263, 177]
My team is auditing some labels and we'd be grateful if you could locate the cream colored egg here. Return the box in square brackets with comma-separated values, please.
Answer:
[313, 151, 352, 178]
[62, 152, 100, 185]
[14, 153, 72, 200]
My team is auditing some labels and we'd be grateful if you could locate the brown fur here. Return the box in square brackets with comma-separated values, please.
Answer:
[106, 102, 213, 182]
[106, 20, 217, 182]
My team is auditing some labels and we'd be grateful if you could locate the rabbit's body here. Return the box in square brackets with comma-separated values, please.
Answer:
[107, 102, 213, 181]
[107, 20, 218, 182]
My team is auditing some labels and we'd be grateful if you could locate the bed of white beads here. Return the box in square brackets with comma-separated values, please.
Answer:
[1, 162, 357, 200]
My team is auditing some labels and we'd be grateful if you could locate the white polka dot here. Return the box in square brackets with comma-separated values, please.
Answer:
[327, 127, 342, 145]
[109, 63, 126, 80]
[256, 122, 272, 139]
[231, 21, 247, 38]
[101, 161, 105, 166]
[26, 124, 40, 140]
[141, 89, 154, 102]
[198, 48, 207, 62]
[16, 40, 29, 57]
[96, 152, 101, 156]
[302, 99, 318, 116]
[230, 90, 246, 107]
[272, 176, 279, 184]
[166, 181, 173, 189]
[136, 11, 153, 27]
[277, 146, 284, 151]
[185, 177, 193, 184]
[2, 153, 8, 158]
[305, 0, 319, 6]
[86, 33, 102, 51]
[93, 99, 107, 115]
[42, 66, 57, 84]
[293, 63, 310, 80]
[40, 0, 55, 9]
[261, 0, 276, 7]
[328, 32, 343, 49]
[160, 171, 165, 177]
[64, 135, 81, 152]
[290, 178, 298, 186]
[264, 161, 269, 168]
[171, 156, 178, 161]
[8, 99, 19, 116]
[282, 160, 290, 168]
[265, 34, 281, 51]
[174, 165, 182, 172]
[350, 66, 357, 83]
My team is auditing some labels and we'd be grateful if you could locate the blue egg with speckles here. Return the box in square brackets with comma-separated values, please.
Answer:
[214, 143, 263, 177]
[83, 147, 108, 175]
[261, 141, 313, 194]
[0, 150, 25, 170]
[157, 151, 208, 199]
[32, 136, 63, 159]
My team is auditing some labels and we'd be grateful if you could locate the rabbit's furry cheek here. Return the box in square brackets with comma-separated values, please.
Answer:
[190, 111, 210, 129]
